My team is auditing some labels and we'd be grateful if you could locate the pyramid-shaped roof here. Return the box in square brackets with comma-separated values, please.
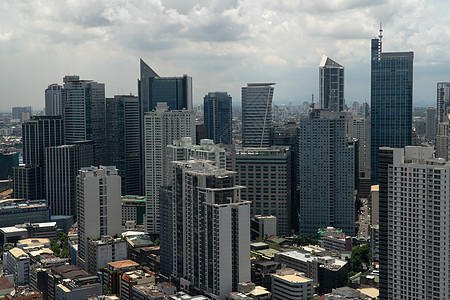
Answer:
[140, 58, 159, 78]
[319, 55, 343, 68]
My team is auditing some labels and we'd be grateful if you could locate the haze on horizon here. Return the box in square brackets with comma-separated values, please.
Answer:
[1, 0, 449, 112]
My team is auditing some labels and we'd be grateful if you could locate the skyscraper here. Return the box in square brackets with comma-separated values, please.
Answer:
[45, 84, 63, 116]
[273, 125, 300, 232]
[105, 95, 140, 195]
[13, 116, 64, 200]
[204, 92, 232, 144]
[62, 75, 106, 165]
[160, 160, 250, 299]
[138, 59, 193, 194]
[298, 110, 356, 236]
[242, 83, 275, 147]
[234, 146, 292, 236]
[370, 30, 414, 183]
[12, 106, 32, 122]
[426, 106, 437, 139]
[144, 102, 195, 234]
[22, 116, 64, 167]
[166, 137, 227, 182]
[138, 59, 192, 112]
[379, 146, 450, 300]
[77, 166, 122, 271]
[0, 151, 18, 180]
[45, 142, 94, 220]
[437, 82, 450, 124]
[319, 55, 344, 112]
[436, 120, 449, 160]
[346, 115, 371, 178]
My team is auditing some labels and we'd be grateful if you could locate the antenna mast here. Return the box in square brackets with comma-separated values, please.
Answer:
[378, 23, 383, 58]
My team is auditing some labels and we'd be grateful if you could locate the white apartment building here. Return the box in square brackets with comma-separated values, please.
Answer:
[272, 268, 313, 300]
[384, 146, 450, 300]
[160, 160, 251, 299]
[144, 102, 195, 234]
[4, 247, 30, 286]
[77, 166, 122, 271]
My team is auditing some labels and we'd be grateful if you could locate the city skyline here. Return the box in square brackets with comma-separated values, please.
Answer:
[1, 1, 450, 112]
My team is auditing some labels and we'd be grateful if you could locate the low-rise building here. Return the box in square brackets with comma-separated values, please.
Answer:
[4, 288, 43, 300]
[318, 227, 352, 252]
[274, 251, 317, 285]
[55, 277, 102, 300]
[0, 226, 28, 248]
[271, 268, 313, 300]
[121, 270, 156, 300]
[86, 236, 127, 274]
[0, 277, 14, 299]
[24, 222, 57, 241]
[226, 282, 271, 300]
[132, 283, 166, 300]
[274, 250, 349, 293]
[4, 248, 30, 286]
[250, 215, 277, 240]
[16, 238, 51, 249]
[121, 196, 146, 226]
[47, 265, 101, 300]
[324, 286, 376, 299]
[0, 200, 50, 229]
[102, 260, 140, 296]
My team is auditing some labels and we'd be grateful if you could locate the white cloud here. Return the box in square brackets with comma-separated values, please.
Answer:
[0, 0, 449, 111]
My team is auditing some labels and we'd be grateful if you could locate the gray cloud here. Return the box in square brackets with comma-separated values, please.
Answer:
[0, 0, 450, 111]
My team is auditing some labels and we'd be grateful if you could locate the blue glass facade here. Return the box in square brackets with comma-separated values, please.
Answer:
[139, 59, 192, 112]
[204, 92, 232, 144]
[0, 152, 18, 180]
[370, 38, 413, 183]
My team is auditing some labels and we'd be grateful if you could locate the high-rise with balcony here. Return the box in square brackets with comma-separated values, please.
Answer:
[160, 160, 250, 299]
[138, 59, 193, 195]
[319, 55, 344, 112]
[144, 102, 195, 234]
[62, 75, 106, 165]
[204, 92, 232, 144]
[379, 146, 450, 300]
[242, 83, 275, 147]
[77, 166, 122, 272]
[370, 30, 413, 183]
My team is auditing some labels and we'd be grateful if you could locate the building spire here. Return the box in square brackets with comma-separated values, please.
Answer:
[378, 23, 383, 57]
[379, 22, 383, 40]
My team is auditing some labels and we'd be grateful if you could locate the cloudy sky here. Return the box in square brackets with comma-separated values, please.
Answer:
[0, 0, 449, 112]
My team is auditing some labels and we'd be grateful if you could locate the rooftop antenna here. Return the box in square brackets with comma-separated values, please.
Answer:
[377, 22, 383, 58]
[379, 22, 383, 40]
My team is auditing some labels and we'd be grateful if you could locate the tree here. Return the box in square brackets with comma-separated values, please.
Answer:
[351, 244, 370, 272]
[293, 235, 317, 246]
[50, 240, 60, 256]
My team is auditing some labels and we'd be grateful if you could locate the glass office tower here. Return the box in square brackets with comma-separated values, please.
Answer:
[204, 92, 232, 145]
[370, 31, 413, 183]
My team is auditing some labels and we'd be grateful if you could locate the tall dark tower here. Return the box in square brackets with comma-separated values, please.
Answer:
[63, 75, 106, 165]
[204, 92, 232, 145]
[106, 95, 140, 195]
[370, 28, 413, 183]
[319, 55, 344, 112]
[13, 116, 64, 200]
